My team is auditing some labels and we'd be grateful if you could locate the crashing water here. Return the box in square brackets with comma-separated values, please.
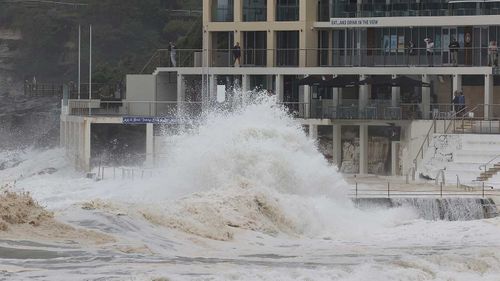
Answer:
[1, 93, 500, 280]
[354, 198, 498, 221]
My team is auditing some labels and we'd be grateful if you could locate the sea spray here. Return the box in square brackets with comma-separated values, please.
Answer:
[133, 93, 421, 239]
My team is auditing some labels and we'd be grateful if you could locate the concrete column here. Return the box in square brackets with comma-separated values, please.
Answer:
[70, 122, 75, 153]
[177, 74, 185, 116]
[421, 74, 431, 119]
[391, 75, 400, 107]
[146, 123, 154, 167]
[209, 74, 217, 102]
[234, 0, 242, 23]
[359, 124, 369, 174]
[242, 74, 250, 93]
[79, 121, 85, 167]
[83, 120, 91, 172]
[485, 74, 494, 120]
[359, 75, 370, 114]
[309, 124, 318, 140]
[332, 75, 342, 107]
[60, 120, 65, 147]
[266, 31, 275, 67]
[452, 74, 462, 95]
[177, 74, 185, 102]
[275, 74, 284, 102]
[391, 141, 401, 176]
[333, 124, 342, 168]
[304, 85, 311, 118]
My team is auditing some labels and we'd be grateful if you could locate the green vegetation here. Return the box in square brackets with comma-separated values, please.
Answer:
[0, 0, 202, 82]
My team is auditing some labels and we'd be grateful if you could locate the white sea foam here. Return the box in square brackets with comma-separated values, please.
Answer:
[2, 93, 500, 280]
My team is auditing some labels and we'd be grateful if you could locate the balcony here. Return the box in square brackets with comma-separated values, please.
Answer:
[67, 100, 203, 119]
[281, 102, 500, 121]
[142, 47, 497, 70]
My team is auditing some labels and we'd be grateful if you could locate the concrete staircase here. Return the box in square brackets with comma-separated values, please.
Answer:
[420, 134, 500, 187]
[477, 163, 500, 181]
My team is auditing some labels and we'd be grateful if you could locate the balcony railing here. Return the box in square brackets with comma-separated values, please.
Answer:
[142, 47, 498, 71]
[67, 100, 203, 118]
[318, 4, 500, 20]
[280, 102, 500, 121]
[66, 99, 500, 122]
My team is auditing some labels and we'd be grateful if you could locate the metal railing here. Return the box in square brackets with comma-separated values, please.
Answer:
[281, 102, 469, 121]
[411, 105, 471, 176]
[318, 4, 500, 20]
[480, 154, 500, 172]
[25, 81, 124, 100]
[67, 100, 203, 118]
[141, 46, 498, 71]
[349, 185, 499, 199]
[447, 104, 500, 134]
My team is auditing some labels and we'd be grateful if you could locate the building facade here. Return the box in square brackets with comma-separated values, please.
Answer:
[61, 0, 500, 180]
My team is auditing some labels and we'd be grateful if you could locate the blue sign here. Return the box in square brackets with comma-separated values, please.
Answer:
[122, 116, 179, 124]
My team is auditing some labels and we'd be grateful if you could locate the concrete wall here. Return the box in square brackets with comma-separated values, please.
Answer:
[400, 120, 449, 175]
[155, 72, 177, 101]
[126, 74, 156, 101]
[204, 0, 317, 67]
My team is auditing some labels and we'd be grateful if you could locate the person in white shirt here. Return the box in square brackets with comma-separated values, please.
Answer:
[424, 37, 434, 66]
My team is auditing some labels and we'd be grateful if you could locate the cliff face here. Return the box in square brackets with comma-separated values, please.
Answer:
[0, 29, 60, 151]
[0, 29, 22, 96]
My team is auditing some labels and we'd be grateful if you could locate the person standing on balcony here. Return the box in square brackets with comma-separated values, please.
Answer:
[424, 37, 434, 67]
[169, 42, 177, 67]
[232, 42, 241, 67]
[449, 37, 460, 66]
[488, 40, 498, 67]
[407, 40, 415, 66]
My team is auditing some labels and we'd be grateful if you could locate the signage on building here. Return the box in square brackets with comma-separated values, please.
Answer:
[122, 116, 178, 124]
[330, 18, 381, 27]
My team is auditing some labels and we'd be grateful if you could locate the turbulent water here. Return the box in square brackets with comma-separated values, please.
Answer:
[1, 95, 500, 280]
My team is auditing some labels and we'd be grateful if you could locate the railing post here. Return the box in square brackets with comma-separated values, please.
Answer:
[355, 181, 358, 198]
[482, 182, 485, 198]
[387, 181, 390, 198]
[440, 182, 443, 198]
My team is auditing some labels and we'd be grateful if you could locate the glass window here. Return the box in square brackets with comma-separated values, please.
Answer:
[276, 0, 299, 21]
[243, 0, 267, 21]
[212, 0, 234, 22]
[243, 31, 267, 66]
[276, 31, 299, 66]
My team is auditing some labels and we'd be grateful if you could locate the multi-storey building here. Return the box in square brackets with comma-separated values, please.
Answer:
[61, 0, 500, 183]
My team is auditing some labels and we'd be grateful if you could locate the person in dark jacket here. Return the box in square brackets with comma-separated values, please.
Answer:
[232, 42, 241, 67]
[452, 91, 460, 112]
[449, 38, 460, 66]
[407, 40, 415, 66]
[458, 91, 466, 114]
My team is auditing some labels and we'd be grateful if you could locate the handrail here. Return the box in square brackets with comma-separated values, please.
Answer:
[479, 153, 500, 172]
[444, 105, 475, 133]
[413, 118, 436, 172]
[449, 105, 479, 134]
[414, 105, 477, 172]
